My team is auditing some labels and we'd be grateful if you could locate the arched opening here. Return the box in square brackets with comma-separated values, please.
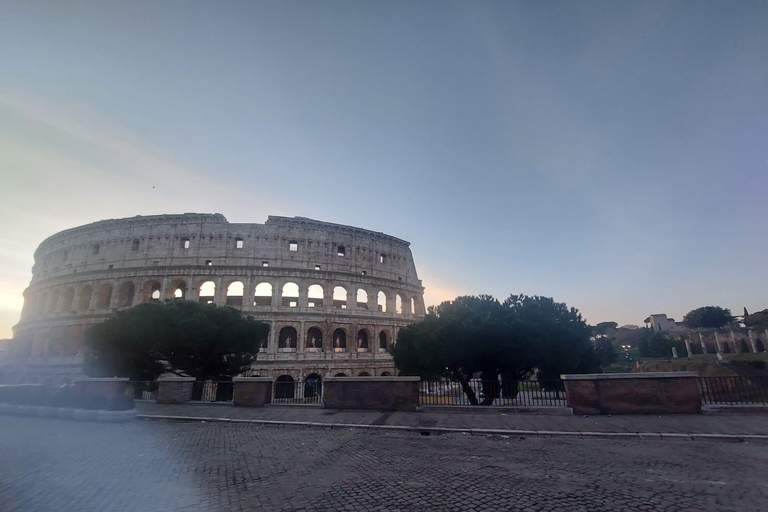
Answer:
[48, 289, 60, 313]
[281, 282, 299, 307]
[173, 281, 187, 300]
[62, 288, 75, 311]
[381, 372, 391, 377]
[306, 327, 323, 351]
[278, 326, 297, 351]
[358, 372, 371, 377]
[226, 281, 244, 306]
[356, 289, 368, 309]
[274, 375, 295, 400]
[118, 282, 135, 307]
[97, 283, 113, 308]
[722, 343, 731, 354]
[395, 294, 403, 314]
[253, 282, 273, 306]
[411, 297, 418, 315]
[379, 331, 388, 351]
[377, 291, 387, 312]
[334, 373, 348, 377]
[333, 328, 347, 352]
[308, 284, 324, 307]
[78, 286, 92, 310]
[198, 281, 215, 304]
[740, 339, 750, 353]
[304, 373, 322, 400]
[333, 286, 347, 309]
[357, 329, 369, 352]
[756, 339, 765, 353]
[149, 282, 162, 301]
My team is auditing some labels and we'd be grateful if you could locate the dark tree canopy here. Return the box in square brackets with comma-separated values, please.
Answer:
[744, 309, 768, 327]
[391, 294, 600, 405]
[84, 301, 269, 381]
[638, 332, 687, 358]
[682, 306, 735, 329]
[591, 321, 618, 336]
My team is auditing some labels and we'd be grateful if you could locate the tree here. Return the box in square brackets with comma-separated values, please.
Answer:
[391, 294, 600, 405]
[594, 337, 617, 367]
[84, 301, 270, 381]
[682, 306, 735, 329]
[638, 331, 687, 358]
[744, 309, 768, 327]
[591, 321, 618, 337]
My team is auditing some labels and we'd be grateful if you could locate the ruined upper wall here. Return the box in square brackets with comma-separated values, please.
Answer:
[31, 213, 421, 286]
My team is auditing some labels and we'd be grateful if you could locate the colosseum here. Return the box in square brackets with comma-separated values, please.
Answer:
[4, 213, 426, 386]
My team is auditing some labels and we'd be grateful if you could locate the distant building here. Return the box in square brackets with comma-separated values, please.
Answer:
[643, 314, 686, 333]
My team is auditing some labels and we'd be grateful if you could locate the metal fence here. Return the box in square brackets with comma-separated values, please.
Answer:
[698, 376, 768, 405]
[191, 381, 234, 403]
[419, 379, 566, 407]
[272, 379, 323, 405]
[125, 381, 159, 401]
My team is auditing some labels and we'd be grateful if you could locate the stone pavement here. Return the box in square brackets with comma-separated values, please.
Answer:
[135, 402, 768, 437]
[2, 415, 768, 512]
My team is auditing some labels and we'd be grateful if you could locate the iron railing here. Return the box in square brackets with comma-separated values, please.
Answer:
[698, 376, 768, 405]
[191, 381, 234, 403]
[419, 379, 566, 406]
[272, 379, 323, 405]
[125, 381, 159, 401]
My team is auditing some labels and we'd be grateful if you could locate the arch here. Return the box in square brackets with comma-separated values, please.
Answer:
[380, 371, 392, 377]
[356, 329, 369, 351]
[377, 291, 387, 312]
[78, 286, 92, 310]
[740, 338, 750, 353]
[333, 328, 347, 352]
[118, 282, 135, 307]
[722, 343, 731, 354]
[226, 281, 244, 306]
[281, 282, 299, 307]
[333, 286, 348, 309]
[304, 373, 322, 399]
[96, 283, 113, 308]
[278, 326, 298, 349]
[379, 330, 389, 351]
[411, 297, 421, 315]
[334, 373, 348, 377]
[253, 282, 273, 306]
[308, 284, 324, 307]
[356, 289, 368, 309]
[395, 294, 403, 314]
[48, 289, 60, 313]
[146, 281, 162, 302]
[756, 339, 765, 353]
[358, 372, 371, 377]
[198, 281, 215, 303]
[62, 288, 75, 311]
[306, 327, 323, 350]
[173, 281, 187, 300]
[274, 375, 295, 400]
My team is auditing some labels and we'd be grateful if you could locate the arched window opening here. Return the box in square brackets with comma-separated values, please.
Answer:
[395, 294, 403, 314]
[149, 282, 162, 301]
[333, 286, 347, 309]
[377, 291, 387, 312]
[97, 283, 113, 308]
[307, 327, 323, 351]
[740, 339, 750, 353]
[78, 286, 92, 310]
[62, 288, 75, 311]
[198, 281, 215, 304]
[356, 289, 368, 309]
[379, 331, 388, 351]
[722, 343, 731, 354]
[173, 282, 187, 300]
[757, 339, 765, 353]
[118, 282, 135, 307]
[278, 326, 297, 351]
[411, 297, 418, 315]
[356, 330, 369, 352]
[381, 372, 391, 377]
[226, 281, 244, 306]
[358, 372, 371, 377]
[253, 282, 273, 306]
[304, 373, 322, 400]
[334, 373, 348, 377]
[281, 282, 299, 307]
[48, 289, 60, 313]
[274, 375, 295, 400]
[333, 328, 347, 352]
[308, 284, 324, 307]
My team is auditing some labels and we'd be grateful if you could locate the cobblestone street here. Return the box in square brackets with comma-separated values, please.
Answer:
[1, 416, 767, 512]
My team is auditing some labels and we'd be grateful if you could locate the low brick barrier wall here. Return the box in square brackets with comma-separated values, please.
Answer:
[233, 377, 272, 407]
[323, 377, 420, 411]
[561, 372, 701, 415]
[157, 377, 194, 404]
[73, 378, 129, 400]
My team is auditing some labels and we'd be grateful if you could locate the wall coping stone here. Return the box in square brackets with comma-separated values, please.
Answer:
[73, 378, 129, 382]
[233, 377, 272, 382]
[157, 376, 195, 382]
[561, 372, 698, 380]
[324, 376, 420, 382]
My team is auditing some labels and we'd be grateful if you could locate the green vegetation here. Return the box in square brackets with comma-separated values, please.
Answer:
[682, 306, 735, 329]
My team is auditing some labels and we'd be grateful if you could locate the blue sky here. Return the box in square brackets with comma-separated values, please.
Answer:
[1, 1, 767, 338]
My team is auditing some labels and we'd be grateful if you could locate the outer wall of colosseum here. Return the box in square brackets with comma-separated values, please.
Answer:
[4, 214, 426, 385]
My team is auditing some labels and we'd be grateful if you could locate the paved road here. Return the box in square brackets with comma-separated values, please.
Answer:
[1, 416, 767, 512]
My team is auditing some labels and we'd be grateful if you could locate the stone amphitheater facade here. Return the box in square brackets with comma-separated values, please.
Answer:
[5, 214, 425, 385]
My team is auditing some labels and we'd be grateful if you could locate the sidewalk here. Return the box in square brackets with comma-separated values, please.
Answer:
[135, 402, 768, 440]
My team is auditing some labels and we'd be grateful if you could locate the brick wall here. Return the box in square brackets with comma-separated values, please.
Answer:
[323, 377, 420, 411]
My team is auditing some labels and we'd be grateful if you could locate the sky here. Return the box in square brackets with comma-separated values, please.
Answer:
[1, 1, 767, 338]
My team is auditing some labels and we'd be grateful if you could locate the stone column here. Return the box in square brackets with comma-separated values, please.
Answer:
[402, 292, 412, 315]
[386, 291, 394, 315]
[298, 280, 309, 308]
[729, 331, 739, 353]
[298, 321, 306, 352]
[242, 276, 254, 309]
[108, 280, 121, 309]
[683, 337, 692, 358]
[213, 277, 225, 305]
[268, 321, 277, 354]
[346, 284, 356, 311]
[271, 279, 282, 307]
[748, 330, 758, 353]
[699, 333, 706, 352]
[714, 331, 723, 353]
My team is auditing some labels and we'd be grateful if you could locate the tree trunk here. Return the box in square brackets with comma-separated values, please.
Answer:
[456, 372, 479, 405]
[480, 371, 500, 406]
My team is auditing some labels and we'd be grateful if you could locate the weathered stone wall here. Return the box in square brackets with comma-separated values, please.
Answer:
[6, 214, 425, 385]
[156, 377, 194, 404]
[233, 377, 272, 407]
[562, 372, 701, 415]
[323, 377, 420, 411]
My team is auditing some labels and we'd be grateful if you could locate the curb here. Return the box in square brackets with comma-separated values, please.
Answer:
[135, 414, 768, 443]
